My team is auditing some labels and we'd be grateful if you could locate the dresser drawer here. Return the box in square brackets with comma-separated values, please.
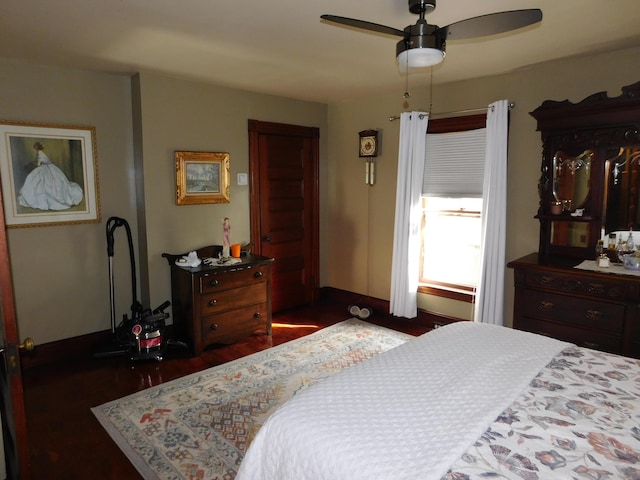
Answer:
[201, 282, 267, 316]
[524, 270, 626, 301]
[515, 316, 623, 354]
[201, 303, 269, 345]
[522, 289, 625, 333]
[199, 265, 268, 293]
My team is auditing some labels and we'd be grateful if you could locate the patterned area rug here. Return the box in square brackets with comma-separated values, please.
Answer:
[92, 318, 413, 480]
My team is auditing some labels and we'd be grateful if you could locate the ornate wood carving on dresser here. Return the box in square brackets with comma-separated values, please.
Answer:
[530, 80, 640, 259]
[163, 245, 274, 356]
[508, 253, 640, 358]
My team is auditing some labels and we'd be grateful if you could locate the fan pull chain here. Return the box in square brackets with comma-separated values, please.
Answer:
[428, 67, 433, 115]
[405, 45, 410, 96]
[402, 53, 411, 109]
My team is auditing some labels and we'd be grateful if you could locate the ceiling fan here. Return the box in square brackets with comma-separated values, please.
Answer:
[321, 0, 542, 72]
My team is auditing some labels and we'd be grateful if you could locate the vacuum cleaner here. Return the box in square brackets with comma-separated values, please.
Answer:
[94, 216, 187, 362]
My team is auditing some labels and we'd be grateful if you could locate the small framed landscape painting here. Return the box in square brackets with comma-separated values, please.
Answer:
[175, 151, 230, 205]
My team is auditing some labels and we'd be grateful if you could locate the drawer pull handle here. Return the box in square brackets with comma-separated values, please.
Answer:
[254, 312, 261, 318]
[254, 271, 263, 278]
[208, 299, 218, 306]
[583, 341, 599, 349]
[209, 279, 220, 287]
[538, 301, 554, 311]
[539, 275, 554, 285]
[586, 309, 602, 321]
[210, 323, 218, 331]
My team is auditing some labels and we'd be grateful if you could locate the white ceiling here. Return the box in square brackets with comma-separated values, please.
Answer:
[2, 0, 640, 103]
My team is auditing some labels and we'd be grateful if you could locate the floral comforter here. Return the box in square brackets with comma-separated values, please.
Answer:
[444, 346, 640, 480]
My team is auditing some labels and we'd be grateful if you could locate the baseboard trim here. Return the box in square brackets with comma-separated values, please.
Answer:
[20, 326, 179, 371]
[21, 329, 112, 371]
[319, 286, 464, 330]
[21, 287, 465, 370]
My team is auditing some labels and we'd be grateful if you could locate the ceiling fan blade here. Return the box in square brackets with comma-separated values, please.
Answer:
[320, 14, 405, 37]
[442, 9, 542, 41]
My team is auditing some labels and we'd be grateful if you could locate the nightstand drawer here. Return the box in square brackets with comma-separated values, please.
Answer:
[199, 265, 268, 293]
[201, 282, 267, 315]
[522, 289, 625, 333]
[201, 303, 269, 345]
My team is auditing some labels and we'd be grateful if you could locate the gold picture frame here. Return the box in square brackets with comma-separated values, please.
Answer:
[0, 120, 100, 228]
[175, 151, 230, 205]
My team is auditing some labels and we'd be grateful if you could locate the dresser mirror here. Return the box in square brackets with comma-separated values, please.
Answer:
[605, 146, 640, 233]
[531, 80, 640, 258]
[550, 220, 588, 248]
[552, 150, 593, 210]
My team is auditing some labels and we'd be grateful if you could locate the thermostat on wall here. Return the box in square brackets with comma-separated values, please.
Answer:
[237, 173, 248, 186]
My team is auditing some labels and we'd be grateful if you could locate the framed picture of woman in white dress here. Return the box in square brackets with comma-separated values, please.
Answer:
[0, 121, 100, 227]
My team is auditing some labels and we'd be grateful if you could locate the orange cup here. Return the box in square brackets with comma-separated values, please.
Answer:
[231, 243, 241, 258]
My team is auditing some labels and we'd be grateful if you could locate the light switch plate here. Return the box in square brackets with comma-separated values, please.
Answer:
[237, 173, 248, 186]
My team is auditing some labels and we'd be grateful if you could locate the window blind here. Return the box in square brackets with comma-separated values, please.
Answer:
[423, 127, 486, 197]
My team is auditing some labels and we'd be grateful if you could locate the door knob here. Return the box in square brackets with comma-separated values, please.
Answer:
[0, 337, 35, 355]
[0, 337, 35, 375]
[19, 337, 35, 352]
[263, 236, 271, 242]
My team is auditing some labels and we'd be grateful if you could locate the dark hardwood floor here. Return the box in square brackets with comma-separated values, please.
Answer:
[22, 300, 429, 479]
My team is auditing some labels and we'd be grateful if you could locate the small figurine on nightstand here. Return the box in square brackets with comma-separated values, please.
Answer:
[222, 217, 231, 259]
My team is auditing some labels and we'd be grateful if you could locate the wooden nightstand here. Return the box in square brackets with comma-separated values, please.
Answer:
[163, 245, 274, 355]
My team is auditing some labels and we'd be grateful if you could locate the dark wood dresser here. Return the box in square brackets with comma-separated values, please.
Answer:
[508, 253, 640, 358]
[512, 82, 640, 358]
[163, 245, 274, 355]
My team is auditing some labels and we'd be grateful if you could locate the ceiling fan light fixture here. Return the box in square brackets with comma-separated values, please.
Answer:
[397, 47, 444, 72]
[396, 20, 446, 72]
[322, 4, 543, 74]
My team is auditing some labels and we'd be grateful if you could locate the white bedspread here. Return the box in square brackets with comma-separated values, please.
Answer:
[236, 322, 570, 480]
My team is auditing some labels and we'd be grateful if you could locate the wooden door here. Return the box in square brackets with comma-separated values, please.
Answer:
[0, 193, 30, 479]
[248, 120, 319, 313]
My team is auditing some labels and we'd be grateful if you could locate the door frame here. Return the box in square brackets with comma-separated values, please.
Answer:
[0, 189, 30, 479]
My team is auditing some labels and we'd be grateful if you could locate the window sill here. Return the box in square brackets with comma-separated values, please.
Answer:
[418, 284, 475, 303]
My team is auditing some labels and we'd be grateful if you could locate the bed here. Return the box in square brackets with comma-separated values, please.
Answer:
[236, 321, 640, 480]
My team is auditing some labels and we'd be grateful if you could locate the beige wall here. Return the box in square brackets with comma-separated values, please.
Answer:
[0, 60, 327, 345]
[1, 45, 639, 346]
[133, 71, 328, 313]
[0, 60, 136, 344]
[326, 45, 640, 325]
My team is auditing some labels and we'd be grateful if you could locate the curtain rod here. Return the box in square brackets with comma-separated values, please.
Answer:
[388, 102, 515, 122]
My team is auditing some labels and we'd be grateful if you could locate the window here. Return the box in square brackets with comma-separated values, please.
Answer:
[419, 114, 487, 302]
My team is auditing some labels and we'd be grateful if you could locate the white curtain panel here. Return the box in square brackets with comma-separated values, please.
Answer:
[390, 112, 429, 318]
[474, 100, 509, 325]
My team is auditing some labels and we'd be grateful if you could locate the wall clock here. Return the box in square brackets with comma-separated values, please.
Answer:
[359, 130, 378, 157]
